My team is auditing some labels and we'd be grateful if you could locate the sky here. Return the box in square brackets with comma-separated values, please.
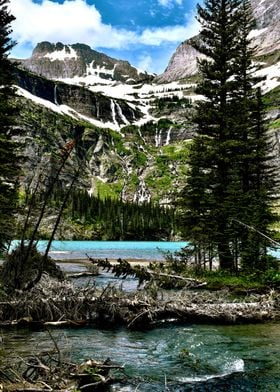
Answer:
[9, 0, 200, 74]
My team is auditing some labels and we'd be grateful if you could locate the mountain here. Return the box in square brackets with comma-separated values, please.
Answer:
[157, 0, 280, 83]
[19, 42, 153, 85]
[15, 67, 143, 131]
[14, 58, 198, 135]
[10, 0, 280, 238]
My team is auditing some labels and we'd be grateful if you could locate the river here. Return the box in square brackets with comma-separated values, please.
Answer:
[1, 323, 279, 391]
[2, 241, 280, 391]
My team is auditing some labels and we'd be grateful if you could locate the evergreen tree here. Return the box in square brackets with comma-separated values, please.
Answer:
[180, 0, 277, 272]
[0, 0, 21, 250]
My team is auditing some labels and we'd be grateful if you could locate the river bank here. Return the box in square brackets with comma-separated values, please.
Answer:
[1, 244, 279, 391]
[0, 282, 279, 390]
[0, 272, 279, 329]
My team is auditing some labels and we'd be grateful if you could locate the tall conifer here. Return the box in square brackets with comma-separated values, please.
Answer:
[0, 0, 20, 250]
[180, 0, 277, 271]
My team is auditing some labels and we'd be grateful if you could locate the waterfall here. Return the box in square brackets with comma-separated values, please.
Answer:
[54, 84, 58, 105]
[133, 179, 151, 204]
[165, 127, 172, 145]
[116, 103, 129, 125]
[110, 99, 118, 128]
[131, 109, 136, 120]
[155, 128, 162, 147]
[96, 101, 100, 119]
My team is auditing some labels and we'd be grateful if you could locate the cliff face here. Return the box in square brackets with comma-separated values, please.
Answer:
[155, 39, 203, 83]
[19, 42, 153, 84]
[250, 0, 279, 28]
[15, 68, 142, 127]
[156, 0, 280, 83]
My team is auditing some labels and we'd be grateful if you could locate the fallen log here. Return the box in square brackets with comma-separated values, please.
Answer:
[0, 275, 279, 328]
[88, 257, 206, 288]
[44, 320, 87, 327]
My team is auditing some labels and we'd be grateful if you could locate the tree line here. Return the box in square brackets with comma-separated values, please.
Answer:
[51, 188, 178, 240]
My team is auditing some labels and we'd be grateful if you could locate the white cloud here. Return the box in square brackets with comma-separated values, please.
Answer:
[139, 17, 199, 46]
[9, 0, 199, 57]
[158, 0, 183, 7]
[137, 54, 153, 73]
[10, 0, 136, 50]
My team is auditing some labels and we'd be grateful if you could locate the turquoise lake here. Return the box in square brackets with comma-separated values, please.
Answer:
[34, 240, 188, 260]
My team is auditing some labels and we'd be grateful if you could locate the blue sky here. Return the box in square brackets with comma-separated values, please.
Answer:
[9, 0, 200, 74]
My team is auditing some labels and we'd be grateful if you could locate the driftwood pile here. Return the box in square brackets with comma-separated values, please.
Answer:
[93, 286, 280, 327]
[0, 273, 279, 328]
[0, 332, 125, 391]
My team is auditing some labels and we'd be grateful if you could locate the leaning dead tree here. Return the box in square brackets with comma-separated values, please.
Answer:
[87, 257, 207, 289]
[1, 136, 85, 293]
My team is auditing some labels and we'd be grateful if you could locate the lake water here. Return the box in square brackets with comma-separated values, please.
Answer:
[2, 240, 280, 391]
[36, 240, 188, 261]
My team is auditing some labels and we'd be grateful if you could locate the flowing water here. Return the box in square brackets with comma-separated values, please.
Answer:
[2, 241, 280, 390]
[0, 323, 279, 391]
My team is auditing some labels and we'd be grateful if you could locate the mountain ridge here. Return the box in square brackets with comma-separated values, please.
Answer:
[156, 0, 280, 83]
[18, 41, 154, 85]
[10, 0, 280, 216]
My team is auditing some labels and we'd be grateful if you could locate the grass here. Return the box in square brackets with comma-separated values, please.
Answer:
[95, 179, 123, 199]
[263, 85, 280, 110]
[255, 50, 280, 67]
[269, 118, 280, 130]
[196, 271, 266, 291]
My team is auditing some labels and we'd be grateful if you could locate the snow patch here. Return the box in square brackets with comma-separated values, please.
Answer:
[15, 86, 122, 132]
[86, 61, 117, 78]
[248, 27, 267, 39]
[255, 62, 280, 93]
[44, 46, 78, 61]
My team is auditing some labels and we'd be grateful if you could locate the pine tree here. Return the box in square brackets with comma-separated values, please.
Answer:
[0, 0, 21, 250]
[180, 0, 277, 272]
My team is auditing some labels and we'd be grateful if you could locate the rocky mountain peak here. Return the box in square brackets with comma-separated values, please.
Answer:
[156, 0, 280, 83]
[19, 41, 153, 85]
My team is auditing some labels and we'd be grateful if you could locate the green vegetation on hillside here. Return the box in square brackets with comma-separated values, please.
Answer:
[263, 86, 280, 111]
[48, 188, 178, 241]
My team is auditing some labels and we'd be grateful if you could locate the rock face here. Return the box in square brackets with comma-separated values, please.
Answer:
[19, 42, 152, 84]
[15, 68, 142, 126]
[156, 38, 204, 83]
[157, 0, 280, 83]
[251, 0, 279, 29]
[250, 0, 280, 56]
